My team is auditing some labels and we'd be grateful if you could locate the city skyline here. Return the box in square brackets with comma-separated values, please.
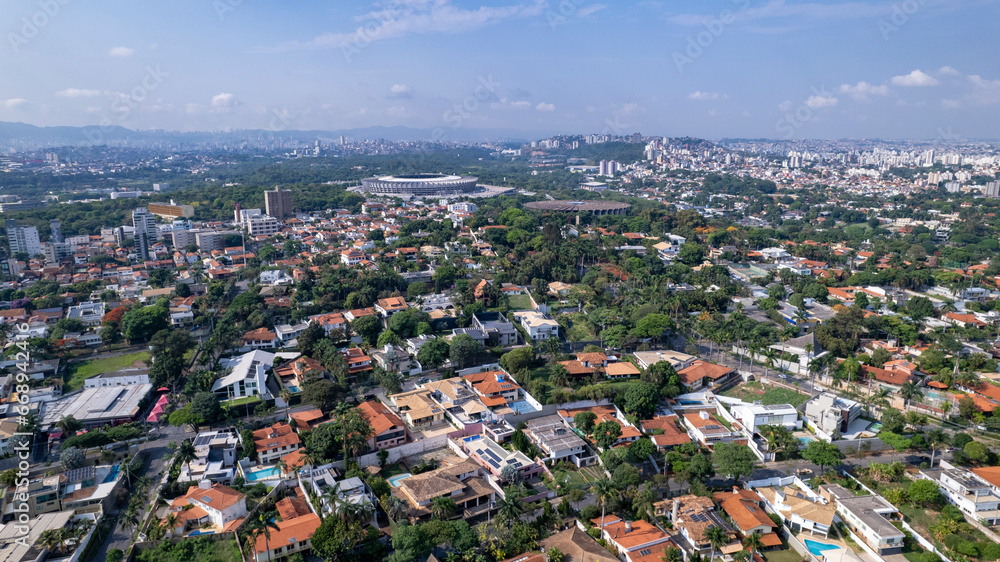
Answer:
[2, 0, 999, 139]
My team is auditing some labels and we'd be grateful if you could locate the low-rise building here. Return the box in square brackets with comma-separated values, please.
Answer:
[391, 457, 495, 521]
[213, 350, 274, 400]
[683, 411, 742, 447]
[677, 361, 735, 391]
[804, 393, 862, 435]
[511, 310, 560, 341]
[180, 429, 240, 484]
[523, 414, 596, 467]
[730, 402, 801, 434]
[357, 400, 408, 451]
[463, 434, 543, 481]
[591, 515, 677, 562]
[921, 463, 1000, 525]
[756, 485, 836, 537]
[821, 484, 904, 555]
[165, 482, 247, 535]
[252, 422, 301, 464]
[389, 389, 446, 428]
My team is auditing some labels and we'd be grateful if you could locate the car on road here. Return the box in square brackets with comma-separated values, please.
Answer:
[417, 377, 430, 384]
[778, 374, 787, 379]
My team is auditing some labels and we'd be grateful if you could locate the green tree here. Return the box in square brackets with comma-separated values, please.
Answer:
[706, 525, 728, 562]
[574, 411, 597, 434]
[417, 338, 450, 368]
[351, 314, 383, 345]
[908, 479, 941, 506]
[623, 381, 660, 419]
[801, 440, 845, 472]
[176, 440, 197, 481]
[190, 392, 222, 425]
[449, 334, 483, 369]
[301, 379, 345, 412]
[593, 420, 622, 450]
[713, 442, 758, 484]
[120, 305, 169, 342]
[60, 447, 85, 470]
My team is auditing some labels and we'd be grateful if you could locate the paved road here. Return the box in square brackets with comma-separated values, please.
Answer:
[92, 424, 196, 562]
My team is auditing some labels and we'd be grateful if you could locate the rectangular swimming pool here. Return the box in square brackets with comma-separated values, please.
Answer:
[246, 466, 281, 481]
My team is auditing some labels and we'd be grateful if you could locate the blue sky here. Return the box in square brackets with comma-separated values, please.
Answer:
[1, 0, 998, 139]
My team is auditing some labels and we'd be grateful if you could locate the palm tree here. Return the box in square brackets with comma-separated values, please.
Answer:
[744, 531, 765, 562]
[163, 513, 179, 535]
[38, 529, 62, 555]
[591, 478, 617, 532]
[633, 484, 655, 521]
[763, 348, 777, 379]
[900, 381, 921, 409]
[706, 525, 729, 562]
[927, 428, 948, 468]
[176, 440, 197, 482]
[382, 494, 408, 522]
[120, 506, 140, 533]
[55, 415, 83, 437]
[661, 546, 684, 562]
[279, 390, 291, 420]
[322, 482, 344, 517]
[430, 496, 458, 520]
[246, 510, 280, 560]
[274, 459, 288, 476]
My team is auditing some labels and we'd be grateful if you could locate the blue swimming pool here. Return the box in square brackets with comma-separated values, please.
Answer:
[508, 400, 536, 414]
[678, 400, 703, 405]
[388, 473, 413, 487]
[189, 530, 215, 536]
[103, 464, 120, 483]
[804, 540, 840, 556]
[246, 466, 281, 481]
[287, 386, 301, 393]
[798, 436, 816, 445]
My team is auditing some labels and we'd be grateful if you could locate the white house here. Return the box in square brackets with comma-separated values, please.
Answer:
[166, 481, 247, 534]
[212, 350, 274, 400]
[512, 310, 560, 341]
[730, 402, 801, 434]
[920, 462, 1000, 525]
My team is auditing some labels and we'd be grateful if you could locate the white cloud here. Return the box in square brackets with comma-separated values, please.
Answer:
[805, 95, 838, 109]
[261, 0, 546, 51]
[108, 46, 134, 57]
[3, 99, 27, 109]
[941, 99, 961, 109]
[939, 66, 961, 76]
[185, 103, 201, 114]
[535, 102, 555, 112]
[967, 74, 1000, 105]
[211, 93, 238, 111]
[56, 88, 102, 98]
[688, 91, 724, 101]
[577, 4, 608, 17]
[778, 100, 793, 111]
[510, 100, 531, 109]
[838, 81, 888, 101]
[669, 0, 890, 27]
[387, 83, 413, 99]
[890, 69, 939, 87]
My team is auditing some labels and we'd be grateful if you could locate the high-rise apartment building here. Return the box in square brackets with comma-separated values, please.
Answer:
[132, 207, 158, 261]
[6, 219, 41, 257]
[49, 219, 63, 244]
[264, 187, 292, 219]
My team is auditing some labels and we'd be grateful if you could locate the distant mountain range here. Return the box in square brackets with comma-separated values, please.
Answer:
[0, 121, 551, 146]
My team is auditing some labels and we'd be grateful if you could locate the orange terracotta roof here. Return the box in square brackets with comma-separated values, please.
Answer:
[357, 399, 404, 436]
[253, 513, 321, 554]
[678, 361, 733, 384]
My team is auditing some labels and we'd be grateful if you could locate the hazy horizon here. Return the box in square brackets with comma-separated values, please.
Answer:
[3, 0, 999, 140]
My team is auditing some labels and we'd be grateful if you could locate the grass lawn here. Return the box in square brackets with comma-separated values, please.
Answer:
[65, 351, 150, 391]
[225, 395, 262, 408]
[722, 382, 809, 406]
[380, 463, 408, 478]
[764, 543, 806, 562]
[550, 467, 589, 490]
[507, 294, 534, 310]
[134, 536, 240, 562]
[565, 313, 597, 342]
